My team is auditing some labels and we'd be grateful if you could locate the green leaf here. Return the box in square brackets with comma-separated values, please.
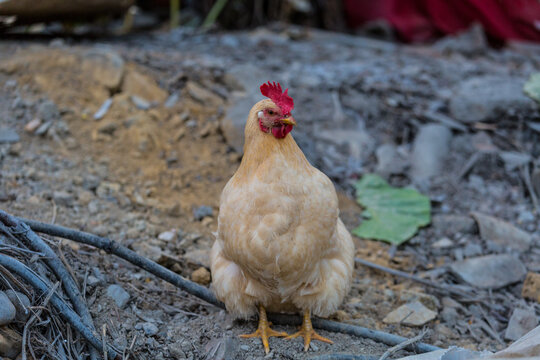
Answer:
[524, 73, 540, 104]
[352, 174, 431, 245]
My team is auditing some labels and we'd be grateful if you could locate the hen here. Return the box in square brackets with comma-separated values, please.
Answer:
[211, 82, 354, 353]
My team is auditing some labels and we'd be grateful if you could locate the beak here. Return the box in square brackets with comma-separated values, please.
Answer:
[280, 116, 296, 126]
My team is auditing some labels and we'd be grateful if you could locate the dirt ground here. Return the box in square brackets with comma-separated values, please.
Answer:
[0, 25, 539, 359]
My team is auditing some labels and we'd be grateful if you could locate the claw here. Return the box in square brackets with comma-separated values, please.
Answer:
[239, 305, 288, 354]
[285, 309, 333, 351]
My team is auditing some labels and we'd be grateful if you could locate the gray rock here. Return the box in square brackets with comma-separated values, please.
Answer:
[221, 95, 255, 153]
[94, 98, 113, 120]
[432, 214, 477, 235]
[131, 95, 151, 110]
[441, 307, 458, 327]
[106, 285, 130, 308]
[0, 128, 20, 144]
[137, 322, 159, 336]
[38, 100, 59, 121]
[463, 243, 483, 258]
[499, 151, 531, 172]
[504, 307, 538, 341]
[193, 205, 213, 221]
[53, 190, 74, 206]
[383, 301, 437, 326]
[431, 237, 454, 249]
[83, 48, 125, 91]
[35, 121, 52, 136]
[375, 143, 407, 176]
[340, 88, 380, 118]
[410, 124, 452, 182]
[5, 290, 31, 322]
[450, 254, 527, 289]
[450, 76, 536, 123]
[86, 275, 102, 287]
[471, 212, 531, 252]
[164, 92, 180, 108]
[0, 291, 16, 325]
[316, 129, 375, 163]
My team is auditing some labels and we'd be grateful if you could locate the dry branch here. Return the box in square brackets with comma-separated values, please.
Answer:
[16, 214, 442, 354]
[0, 210, 100, 360]
[0, 253, 119, 359]
[354, 257, 475, 299]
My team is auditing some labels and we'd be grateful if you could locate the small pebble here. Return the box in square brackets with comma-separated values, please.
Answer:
[191, 267, 211, 285]
[0, 291, 16, 325]
[193, 205, 213, 221]
[5, 290, 31, 322]
[106, 285, 130, 308]
[240, 345, 250, 351]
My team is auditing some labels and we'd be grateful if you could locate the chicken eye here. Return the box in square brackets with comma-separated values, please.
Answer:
[268, 110, 275, 115]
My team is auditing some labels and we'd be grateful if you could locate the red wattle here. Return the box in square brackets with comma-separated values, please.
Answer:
[271, 124, 293, 139]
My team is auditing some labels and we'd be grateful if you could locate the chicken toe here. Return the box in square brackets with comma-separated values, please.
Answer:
[239, 305, 288, 354]
[286, 309, 333, 351]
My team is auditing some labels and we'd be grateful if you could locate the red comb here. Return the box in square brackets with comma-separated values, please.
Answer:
[260, 81, 294, 115]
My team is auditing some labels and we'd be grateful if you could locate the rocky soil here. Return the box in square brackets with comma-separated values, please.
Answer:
[0, 25, 540, 359]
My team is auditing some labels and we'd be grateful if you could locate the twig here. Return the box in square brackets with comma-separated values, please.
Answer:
[378, 329, 428, 360]
[17, 215, 441, 354]
[521, 165, 540, 213]
[103, 324, 108, 360]
[354, 257, 474, 299]
[22, 282, 61, 360]
[0, 210, 100, 360]
[0, 253, 120, 360]
[201, 0, 228, 28]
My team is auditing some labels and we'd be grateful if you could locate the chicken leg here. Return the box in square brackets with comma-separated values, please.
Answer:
[286, 309, 333, 351]
[239, 304, 288, 354]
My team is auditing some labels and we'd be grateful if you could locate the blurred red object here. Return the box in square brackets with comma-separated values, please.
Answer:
[344, 0, 540, 43]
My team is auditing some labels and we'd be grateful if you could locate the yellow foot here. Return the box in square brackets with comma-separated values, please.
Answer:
[239, 305, 288, 354]
[286, 309, 333, 351]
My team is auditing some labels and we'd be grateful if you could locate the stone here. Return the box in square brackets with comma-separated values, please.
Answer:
[0, 128, 20, 144]
[450, 254, 527, 289]
[432, 214, 477, 235]
[0, 292, 16, 325]
[431, 237, 454, 249]
[183, 249, 210, 268]
[462, 242, 483, 258]
[399, 290, 440, 311]
[185, 82, 222, 105]
[141, 322, 159, 337]
[499, 151, 531, 172]
[191, 267, 211, 286]
[383, 301, 437, 326]
[158, 230, 177, 242]
[522, 272, 540, 303]
[122, 66, 167, 103]
[504, 307, 538, 341]
[24, 118, 42, 133]
[375, 143, 407, 177]
[83, 48, 125, 91]
[471, 212, 531, 252]
[0, 326, 22, 359]
[106, 285, 130, 308]
[221, 95, 256, 153]
[193, 205, 213, 221]
[38, 100, 59, 121]
[131, 95, 151, 110]
[4, 290, 30, 322]
[410, 124, 452, 182]
[87, 275, 102, 287]
[94, 98, 113, 120]
[164, 92, 179, 108]
[35, 121, 52, 136]
[441, 307, 459, 327]
[449, 76, 536, 123]
[316, 129, 375, 163]
[53, 190, 74, 206]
